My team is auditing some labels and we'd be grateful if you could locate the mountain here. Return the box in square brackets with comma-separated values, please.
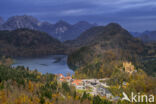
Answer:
[0, 29, 65, 57]
[38, 21, 54, 34]
[61, 21, 96, 41]
[67, 23, 154, 78]
[130, 32, 142, 37]
[0, 17, 4, 25]
[0, 15, 95, 41]
[66, 23, 145, 49]
[41, 20, 96, 41]
[49, 20, 72, 41]
[139, 31, 156, 42]
[131, 31, 156, 42]
[1, 15, 40, 30]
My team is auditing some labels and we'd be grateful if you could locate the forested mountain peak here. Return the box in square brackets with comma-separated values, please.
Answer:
[65, 23, 135, 47]
[67, 23, 149, 78]
[0, 29, 65, 57]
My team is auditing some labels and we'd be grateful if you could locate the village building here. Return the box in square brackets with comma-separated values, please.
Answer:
[72, 80, 85, 90]
[57, 74, 64, 79]
[97, 86, 113, 99]
[56, 73, 72, 82]
[56, 73, 116, 101]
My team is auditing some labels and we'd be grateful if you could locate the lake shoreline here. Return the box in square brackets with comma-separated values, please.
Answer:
[12, 55, 74, 75]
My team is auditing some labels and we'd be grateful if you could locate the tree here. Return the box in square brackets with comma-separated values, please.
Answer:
[40, 96, 45, 104]
[81, 91, 89, 102]
[62, 82, 70, 93]
[93, 95, 101, 104]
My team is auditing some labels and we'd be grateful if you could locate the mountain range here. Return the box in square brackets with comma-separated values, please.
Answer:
[1, 15, 155, 42]
[131, 31, 156, 42]
[0, 15, 95, 41]
[0, 17, 4, 25]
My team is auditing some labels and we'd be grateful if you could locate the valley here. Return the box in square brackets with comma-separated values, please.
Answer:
[0, 0, 156, 103]
[0, 16, 155, 104]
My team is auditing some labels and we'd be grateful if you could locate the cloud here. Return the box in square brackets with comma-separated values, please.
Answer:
[60, 9, 87, 16]
[0, 0, 156, 31]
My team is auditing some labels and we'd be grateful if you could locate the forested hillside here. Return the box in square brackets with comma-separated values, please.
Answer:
[67, 23, 156, 77]
[0, 29, 65, 57]
[0, 23, 155, 104]
[0, 57, 113, 104]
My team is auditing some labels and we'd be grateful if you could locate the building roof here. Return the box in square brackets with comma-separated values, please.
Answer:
[57, 74, 72, 82]
[65, 76, 72, 80]
[72, 80, 82, 86]
[58, 74, 64, 77]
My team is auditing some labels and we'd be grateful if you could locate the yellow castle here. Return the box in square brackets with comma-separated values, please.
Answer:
[123, 62, 135, 74]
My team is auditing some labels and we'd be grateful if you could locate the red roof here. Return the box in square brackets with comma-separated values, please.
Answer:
[57, 74, 64, 78]
[72, 80, 82, 86]
[58, 75, 72, 82]
[65, 76, 72, 80]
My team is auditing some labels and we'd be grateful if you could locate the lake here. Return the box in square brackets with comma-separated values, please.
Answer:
[12, 55, 74, 75]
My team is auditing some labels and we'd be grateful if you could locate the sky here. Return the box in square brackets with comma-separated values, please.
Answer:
[0, 0, 156, 32]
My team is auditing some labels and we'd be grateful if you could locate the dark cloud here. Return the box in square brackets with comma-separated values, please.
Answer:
[0, 0, 156, 32]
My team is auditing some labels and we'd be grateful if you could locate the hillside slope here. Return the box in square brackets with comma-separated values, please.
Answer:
[67, 23, 154, 78]
[0, 29, 65, 57]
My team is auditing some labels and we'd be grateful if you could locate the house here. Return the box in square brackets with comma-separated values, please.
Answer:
[63, 76, 72, 82]
[72, 80, 85, 90]
[57, 74, 64, 79]
[97, 86, 113, 99]
[65, 76, 72, 80]
[56, 74, 72, 82]
[91, 82, 97, 86]
[72, 80, 82, 86]
[76, 85, 85, 90]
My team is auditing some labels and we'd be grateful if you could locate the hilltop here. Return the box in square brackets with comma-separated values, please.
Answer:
[0, 29, 65, 57]
[67, 23, 155, 78]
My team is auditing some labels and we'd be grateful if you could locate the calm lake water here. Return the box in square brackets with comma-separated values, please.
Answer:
[12, 55, 74, 75]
